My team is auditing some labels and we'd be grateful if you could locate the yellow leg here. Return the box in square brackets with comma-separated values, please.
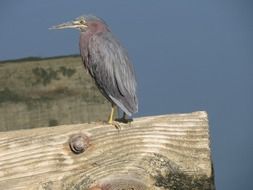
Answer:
[108, 105, 121, 129]
[108, 105, 115, 124]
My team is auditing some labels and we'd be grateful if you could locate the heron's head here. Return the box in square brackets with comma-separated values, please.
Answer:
[50, 15, 108, 32]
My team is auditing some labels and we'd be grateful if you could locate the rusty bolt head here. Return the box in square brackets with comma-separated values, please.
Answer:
[69, 133, 89, 154]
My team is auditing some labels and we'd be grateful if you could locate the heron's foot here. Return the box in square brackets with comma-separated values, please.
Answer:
[108, 120, 121, 130]
[115, 117, 133, 124]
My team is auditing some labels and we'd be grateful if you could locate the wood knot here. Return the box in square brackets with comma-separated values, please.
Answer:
[69, 133, 89, 154]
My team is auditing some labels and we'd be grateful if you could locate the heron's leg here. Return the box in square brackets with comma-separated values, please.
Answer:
[108, 105, 121, 129]
[108, 105, 115, 124]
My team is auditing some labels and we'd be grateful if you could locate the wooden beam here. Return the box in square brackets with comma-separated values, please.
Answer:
[0, 111, 215, 190]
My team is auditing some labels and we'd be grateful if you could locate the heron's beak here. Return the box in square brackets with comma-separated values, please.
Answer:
[49, 20, 87, 30]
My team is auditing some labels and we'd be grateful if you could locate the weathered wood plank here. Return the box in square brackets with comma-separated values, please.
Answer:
[0, 111, 215, 190]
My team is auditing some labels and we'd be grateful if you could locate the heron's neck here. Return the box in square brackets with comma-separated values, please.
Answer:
[79, 32, 91, 55]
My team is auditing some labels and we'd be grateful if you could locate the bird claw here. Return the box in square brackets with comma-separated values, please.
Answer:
[112, 121, 122, 130]
[107, 111, 132, 130]
[109, 118, 133, 130]
[108, 120, 121, 130]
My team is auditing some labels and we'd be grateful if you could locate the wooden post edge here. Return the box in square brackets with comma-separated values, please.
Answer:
[0, 111, 215, 190]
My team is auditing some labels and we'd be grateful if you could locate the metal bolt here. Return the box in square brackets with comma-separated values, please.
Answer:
[69, 133, 89, 154]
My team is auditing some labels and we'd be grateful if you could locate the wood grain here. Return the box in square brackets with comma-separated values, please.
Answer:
[0, 111, 215, 190]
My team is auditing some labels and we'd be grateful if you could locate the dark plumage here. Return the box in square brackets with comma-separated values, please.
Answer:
[51, 15, 138, 123]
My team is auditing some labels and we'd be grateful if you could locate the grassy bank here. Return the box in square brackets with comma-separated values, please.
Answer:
[0, 55, 111, 131]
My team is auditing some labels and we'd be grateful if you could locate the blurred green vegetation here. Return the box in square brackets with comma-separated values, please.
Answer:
[32, 66, 76, 86]
[59, 66, 76, 77]
[0, 88, 28, 103]
[32, 67, 60, 86]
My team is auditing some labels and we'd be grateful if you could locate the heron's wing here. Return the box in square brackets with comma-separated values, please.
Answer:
[88, 32, 138, 115]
